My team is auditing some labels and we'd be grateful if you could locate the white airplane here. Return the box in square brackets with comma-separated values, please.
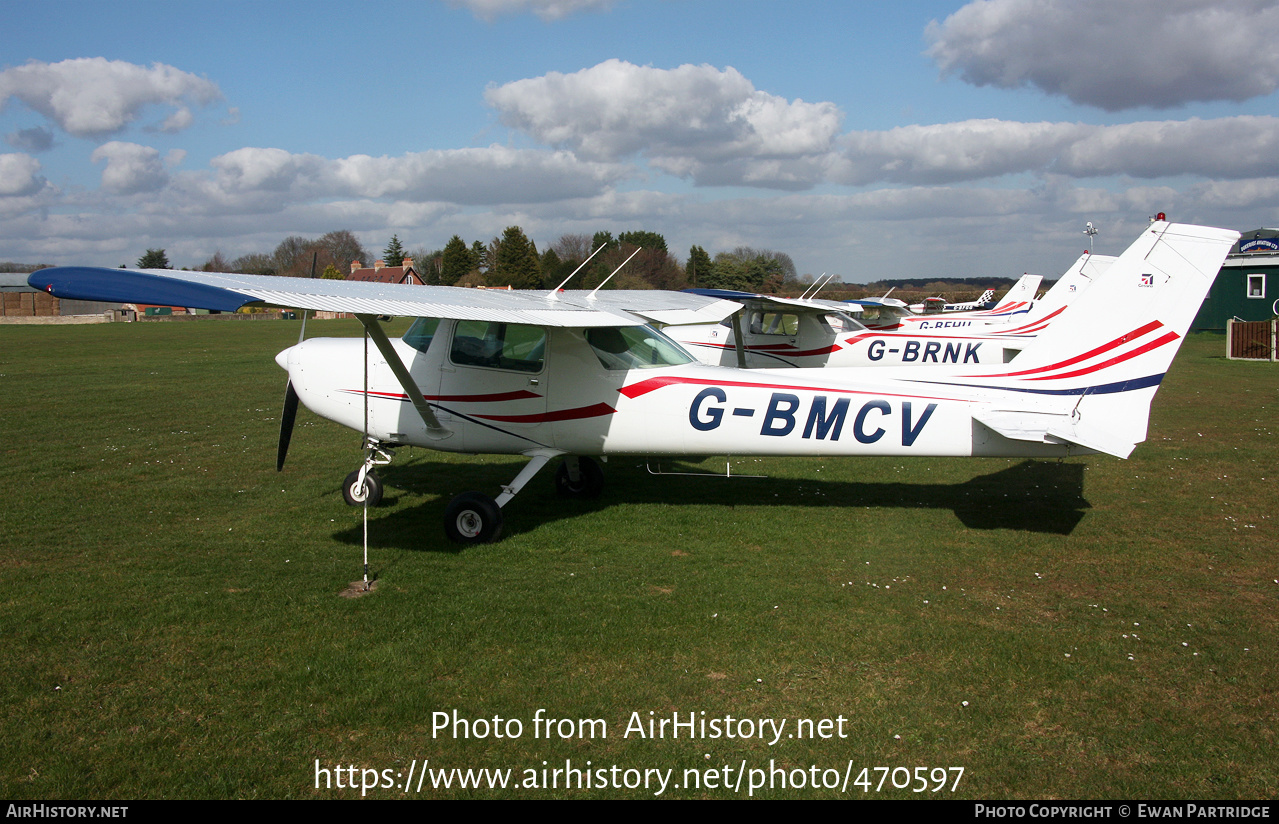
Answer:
[909, 288, 996, 314]
[667, 251, 1113, 369]
[854, 273, 1043, 330]
[31, 221, 1235, 544]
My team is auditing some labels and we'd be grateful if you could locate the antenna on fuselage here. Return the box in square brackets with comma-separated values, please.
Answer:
[587, 247, 642, 300]
[801, 272, 838, 300]
[798, 273, 826, 300]
[548, 242, 608, 297]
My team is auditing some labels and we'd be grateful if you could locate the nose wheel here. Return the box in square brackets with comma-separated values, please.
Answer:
[343, 468, 384, 507]
[342, 442, 394, 508]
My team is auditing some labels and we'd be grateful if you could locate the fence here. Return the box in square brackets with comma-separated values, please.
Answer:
[1227, 318, 1278, 361]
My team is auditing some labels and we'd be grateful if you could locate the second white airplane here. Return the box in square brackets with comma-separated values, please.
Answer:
[667, 251, 1114, 369]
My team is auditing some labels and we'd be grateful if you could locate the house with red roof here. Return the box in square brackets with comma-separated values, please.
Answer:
[347, 257, 425, 285]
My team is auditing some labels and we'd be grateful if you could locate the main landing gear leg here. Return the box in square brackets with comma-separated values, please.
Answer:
[554, 455, 604, 498]
[443, 450, 561, 545]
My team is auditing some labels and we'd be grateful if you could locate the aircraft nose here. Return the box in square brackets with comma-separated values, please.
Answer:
[275, 345, 293, 371]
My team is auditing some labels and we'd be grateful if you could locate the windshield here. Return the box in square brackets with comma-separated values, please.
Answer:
[402, 317, 441, 353]
[586, 325, 695, 370]
[822, 311, 866, 333]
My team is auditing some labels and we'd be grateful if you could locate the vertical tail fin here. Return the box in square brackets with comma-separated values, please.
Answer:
[1031, 251, 1113, 317]
[978, 273, 1042, 320]
[967, 222, 1238, 457]
[998, 252, 1115, 337]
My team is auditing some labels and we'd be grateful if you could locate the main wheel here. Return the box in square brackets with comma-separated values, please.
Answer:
[554, 456, 604, 499]
[342, 468, 383, 507]
[444, 492, 504, 544]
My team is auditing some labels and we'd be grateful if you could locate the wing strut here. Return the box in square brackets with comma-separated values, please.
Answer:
[354, 314, 451, 440]
[729, 310, 748, 369]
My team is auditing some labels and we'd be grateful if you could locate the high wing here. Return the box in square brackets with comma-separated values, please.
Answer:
[683, 287, 852, 315]
[845, 294, 913, 317]
[32, 264, 743, 473]
[29, 266, 740, 328]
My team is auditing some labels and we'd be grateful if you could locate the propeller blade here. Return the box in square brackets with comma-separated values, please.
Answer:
[277, 380, 299, 472]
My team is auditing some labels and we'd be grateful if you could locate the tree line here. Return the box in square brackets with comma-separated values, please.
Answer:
[136, 226, 802, 294]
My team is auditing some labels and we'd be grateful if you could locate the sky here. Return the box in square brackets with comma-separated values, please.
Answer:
[3, 0, 1279, 281]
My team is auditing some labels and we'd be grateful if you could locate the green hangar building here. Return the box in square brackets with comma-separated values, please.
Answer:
[1194, 229, 1279, 331]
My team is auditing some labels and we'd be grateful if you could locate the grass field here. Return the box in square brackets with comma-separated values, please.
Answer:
[1, 319, 1275, 799]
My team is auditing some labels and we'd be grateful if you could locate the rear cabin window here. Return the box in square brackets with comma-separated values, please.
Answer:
[450, 321, 546, 373]
[746, 311, 799, 336]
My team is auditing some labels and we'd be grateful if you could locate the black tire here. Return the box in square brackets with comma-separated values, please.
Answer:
[554, 456, 604, 499]
[342, 468, 383, 507]
[444, 492, 504, 544]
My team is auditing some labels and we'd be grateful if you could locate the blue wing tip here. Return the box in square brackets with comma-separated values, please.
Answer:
[30, 266, 256, 313]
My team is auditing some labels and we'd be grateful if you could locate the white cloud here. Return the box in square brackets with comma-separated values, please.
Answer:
[209, 146, 324, 193]
[488, 61, 1279, 191]
[158, 106, 194, 133]
[834, 116, 1279, 185]
[1191, 177, 1279, 210]
[836, 120, 1087, 185]
[1056, 116, 1279, 178]
[485, 59, 844, 189]
[445, 0, 614, 21]
[189, 144, 624, 211]
[0, 153, 47, 196]
[0, 58, 222, 138]
[91, 141, 169, 194]
[926, 0, 1279, 111]
[328, 146, 628, 204]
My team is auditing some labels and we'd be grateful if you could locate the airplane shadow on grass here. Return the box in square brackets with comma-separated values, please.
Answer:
[332, 458, 1090, 552]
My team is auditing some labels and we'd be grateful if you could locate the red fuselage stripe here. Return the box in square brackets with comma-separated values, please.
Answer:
[475, 402, 617, 423]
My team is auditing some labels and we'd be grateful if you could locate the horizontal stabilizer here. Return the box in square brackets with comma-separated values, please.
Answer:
[974, 410, 1135, 459]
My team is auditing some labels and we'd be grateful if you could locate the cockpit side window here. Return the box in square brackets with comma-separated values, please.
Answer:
[821, 312, 866, 333]
[586, 325, 695, 370]
[450, 321, 546, 373]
